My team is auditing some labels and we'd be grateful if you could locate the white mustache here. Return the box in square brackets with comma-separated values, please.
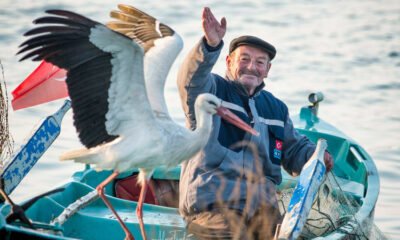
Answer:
[240, 72, 260, 77]
[239, 71, 260, 77]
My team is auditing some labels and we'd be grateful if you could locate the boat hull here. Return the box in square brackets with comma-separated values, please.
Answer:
[0, 107, 380, 239]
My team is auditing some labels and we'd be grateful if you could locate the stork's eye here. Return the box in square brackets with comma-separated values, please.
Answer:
[207, 100, 218, 107]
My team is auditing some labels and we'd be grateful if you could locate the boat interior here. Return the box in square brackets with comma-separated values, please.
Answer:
[0, 125, 377, 239]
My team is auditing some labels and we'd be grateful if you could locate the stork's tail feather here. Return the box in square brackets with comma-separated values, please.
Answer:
[60, 148, 101, 165]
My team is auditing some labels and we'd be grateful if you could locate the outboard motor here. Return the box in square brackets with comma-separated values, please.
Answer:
[300, 92, 324, 128]
[308, 92, 324, 116]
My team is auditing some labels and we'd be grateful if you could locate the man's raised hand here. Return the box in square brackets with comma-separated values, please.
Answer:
[202, 7, 227, 47]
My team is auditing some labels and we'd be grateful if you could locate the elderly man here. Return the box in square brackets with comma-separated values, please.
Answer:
[178, 7, 333, 240]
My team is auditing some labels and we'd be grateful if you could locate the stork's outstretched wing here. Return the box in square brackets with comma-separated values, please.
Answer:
[107, 4, 175, 53]
[18, 10, 156, 148]
[107, 4, 183, 118]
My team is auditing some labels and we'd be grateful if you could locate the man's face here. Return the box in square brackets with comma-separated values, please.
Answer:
[226, 45, 271, 94]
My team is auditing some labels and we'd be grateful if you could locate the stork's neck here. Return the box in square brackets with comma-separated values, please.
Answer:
[193, 103, 213, 142]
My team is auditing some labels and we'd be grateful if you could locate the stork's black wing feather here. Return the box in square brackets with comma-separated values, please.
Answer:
[18, 33, 83, 54]
[17, 10, 119, 148]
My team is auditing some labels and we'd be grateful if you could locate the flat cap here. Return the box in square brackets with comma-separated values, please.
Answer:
[229, 35, 276, 60]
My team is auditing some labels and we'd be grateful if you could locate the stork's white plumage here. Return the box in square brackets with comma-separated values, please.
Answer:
[18, 5, 257, 240]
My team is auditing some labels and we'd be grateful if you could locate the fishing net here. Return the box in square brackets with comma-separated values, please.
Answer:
[277, 173, 388, 239]
[186, 141, 388, 239]
[0, 60, 14, 171]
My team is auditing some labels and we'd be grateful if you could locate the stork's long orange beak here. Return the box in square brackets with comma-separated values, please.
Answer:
[216, 106, 259, 136]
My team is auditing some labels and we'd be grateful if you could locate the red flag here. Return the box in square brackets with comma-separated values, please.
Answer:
[12, 61, 68, 110]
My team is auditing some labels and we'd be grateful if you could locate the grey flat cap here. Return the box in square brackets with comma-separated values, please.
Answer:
[229, 35, 276, 60]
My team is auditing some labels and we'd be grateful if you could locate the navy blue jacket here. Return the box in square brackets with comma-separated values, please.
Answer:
[178, 38, 315, 218]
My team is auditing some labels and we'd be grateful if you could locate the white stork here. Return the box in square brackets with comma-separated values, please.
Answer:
[18, 5, 258, 240]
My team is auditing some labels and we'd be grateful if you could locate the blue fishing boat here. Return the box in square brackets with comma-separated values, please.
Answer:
[0, 93, 380, 239]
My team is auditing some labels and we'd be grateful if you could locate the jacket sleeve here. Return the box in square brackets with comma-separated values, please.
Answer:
[281, 114, 316, 176]
[177, 38, 223, 129]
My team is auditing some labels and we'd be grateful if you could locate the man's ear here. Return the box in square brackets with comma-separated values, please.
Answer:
[226, 55, 231, 69]
[264, 62, 272, 78]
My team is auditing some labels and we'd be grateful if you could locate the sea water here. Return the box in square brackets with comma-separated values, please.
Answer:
[0, 0, 399, 238]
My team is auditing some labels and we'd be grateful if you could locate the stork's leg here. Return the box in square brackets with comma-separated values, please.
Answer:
[136, 179, 149, 240]
[97, 171, 134, 240]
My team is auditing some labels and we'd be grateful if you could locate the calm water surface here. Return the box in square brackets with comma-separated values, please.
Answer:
[0, 0, 399, 238]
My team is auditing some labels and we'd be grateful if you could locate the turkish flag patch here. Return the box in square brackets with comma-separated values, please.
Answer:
[275, 140, 283, 150]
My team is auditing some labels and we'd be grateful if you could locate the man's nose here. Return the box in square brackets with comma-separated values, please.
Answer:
[247, 60, 257, 71]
